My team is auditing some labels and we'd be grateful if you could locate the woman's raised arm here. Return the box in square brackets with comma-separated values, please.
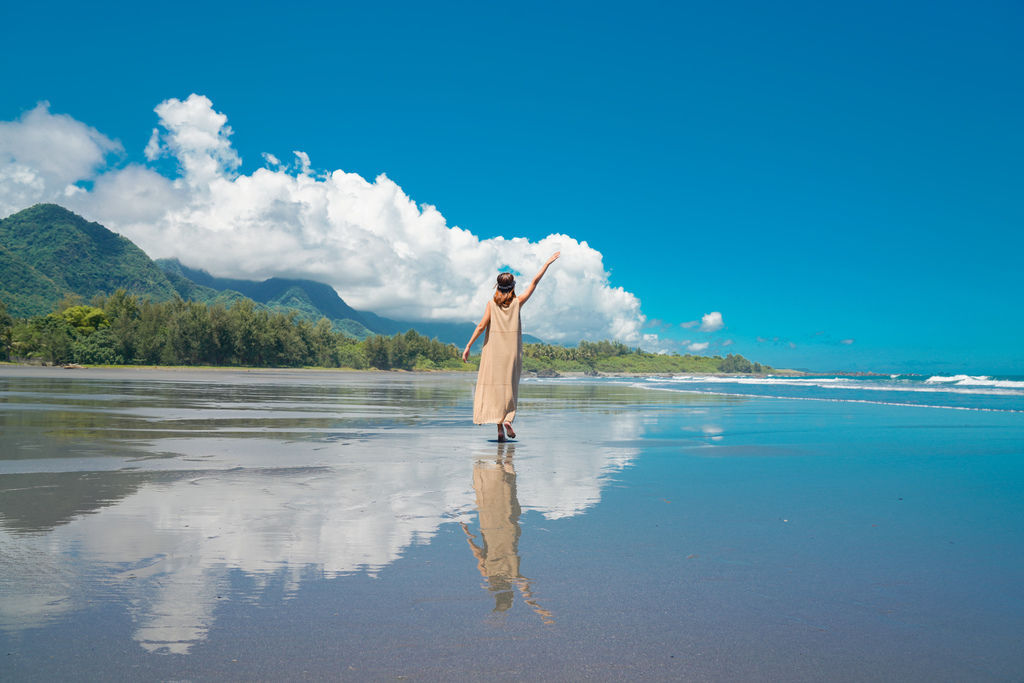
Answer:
[518, 252, 560, 306]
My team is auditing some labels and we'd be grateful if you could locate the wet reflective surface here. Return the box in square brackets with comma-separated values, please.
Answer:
[2, 367, 1024, 680]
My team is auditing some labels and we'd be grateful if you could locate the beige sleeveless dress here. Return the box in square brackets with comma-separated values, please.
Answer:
[473, 298, 522, 424]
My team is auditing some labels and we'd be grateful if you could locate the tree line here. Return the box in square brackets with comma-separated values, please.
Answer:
[0, 292, 462, 370]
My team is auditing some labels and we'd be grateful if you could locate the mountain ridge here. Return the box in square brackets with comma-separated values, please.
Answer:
[154, 259, 520, 345]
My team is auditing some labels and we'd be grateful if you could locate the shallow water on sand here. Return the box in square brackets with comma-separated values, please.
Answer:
[2, 367, 1023, 680]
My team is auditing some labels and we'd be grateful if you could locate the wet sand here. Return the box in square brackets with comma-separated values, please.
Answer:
[2, 367, 1023, 680]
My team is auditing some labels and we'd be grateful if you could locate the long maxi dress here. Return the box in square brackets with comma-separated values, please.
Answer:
[473, 298, 523, 425]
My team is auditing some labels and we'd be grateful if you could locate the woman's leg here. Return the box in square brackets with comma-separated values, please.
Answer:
[497, 423, 506, 442]
[503, 422, 516, 439]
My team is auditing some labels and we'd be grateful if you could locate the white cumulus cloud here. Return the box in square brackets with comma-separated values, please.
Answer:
[148, 94, 240, 187]
[699, 311, 724, 332]
[0, 102, 122, 217]
[687, 342, 709, 352]
[0, 96, 652, 343]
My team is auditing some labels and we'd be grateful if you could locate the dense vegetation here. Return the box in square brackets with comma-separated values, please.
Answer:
[0, 291, 462, 370]
[0, 293, 770, 375]
[0, 299, 12, 362]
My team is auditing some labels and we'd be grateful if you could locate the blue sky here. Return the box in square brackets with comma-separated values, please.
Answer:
[2, 0, 1022, 373]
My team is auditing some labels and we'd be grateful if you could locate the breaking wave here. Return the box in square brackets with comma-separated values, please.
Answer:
[924, 375, 1024, 390]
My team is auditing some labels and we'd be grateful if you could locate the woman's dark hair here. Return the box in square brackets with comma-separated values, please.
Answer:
[493, 273, 516, 308]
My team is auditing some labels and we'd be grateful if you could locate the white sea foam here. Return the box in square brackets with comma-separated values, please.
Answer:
[926, 374, 983, 383]
[926, 375, 1024, 389]
[649, 374, 1024, 397]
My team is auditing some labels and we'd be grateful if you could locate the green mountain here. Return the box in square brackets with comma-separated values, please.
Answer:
[0, 204, 490, 346]
[158, 259, 368, 320]
[0, 242, 66, 317]
[0, 204, 177, 316]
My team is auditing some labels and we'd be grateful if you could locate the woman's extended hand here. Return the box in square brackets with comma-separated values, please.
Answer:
[462, 346, 471, 362]
[547, 251, 560, 264]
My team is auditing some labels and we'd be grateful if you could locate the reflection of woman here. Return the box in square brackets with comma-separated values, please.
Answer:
[461, 443, 553, 623]
[463, 253, 560, 441]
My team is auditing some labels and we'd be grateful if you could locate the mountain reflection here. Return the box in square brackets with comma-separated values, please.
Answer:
[0, 372, 648, 655]
[462, 442, 554, 623]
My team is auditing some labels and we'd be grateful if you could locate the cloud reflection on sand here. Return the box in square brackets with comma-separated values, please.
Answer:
[0, 378, 643, 655]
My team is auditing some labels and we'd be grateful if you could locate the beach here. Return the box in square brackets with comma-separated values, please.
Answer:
[2, 366, 1023, 680]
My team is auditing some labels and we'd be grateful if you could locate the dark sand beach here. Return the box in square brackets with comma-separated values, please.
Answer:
[2, 367, 1023, 680]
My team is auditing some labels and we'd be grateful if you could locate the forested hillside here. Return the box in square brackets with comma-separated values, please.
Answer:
[0, 204, 177, 316]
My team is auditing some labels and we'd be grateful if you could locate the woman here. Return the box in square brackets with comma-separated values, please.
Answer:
[463, 252, 560, 441]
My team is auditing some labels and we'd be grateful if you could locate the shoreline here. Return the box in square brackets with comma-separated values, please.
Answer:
[0, 361, 809, 378]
